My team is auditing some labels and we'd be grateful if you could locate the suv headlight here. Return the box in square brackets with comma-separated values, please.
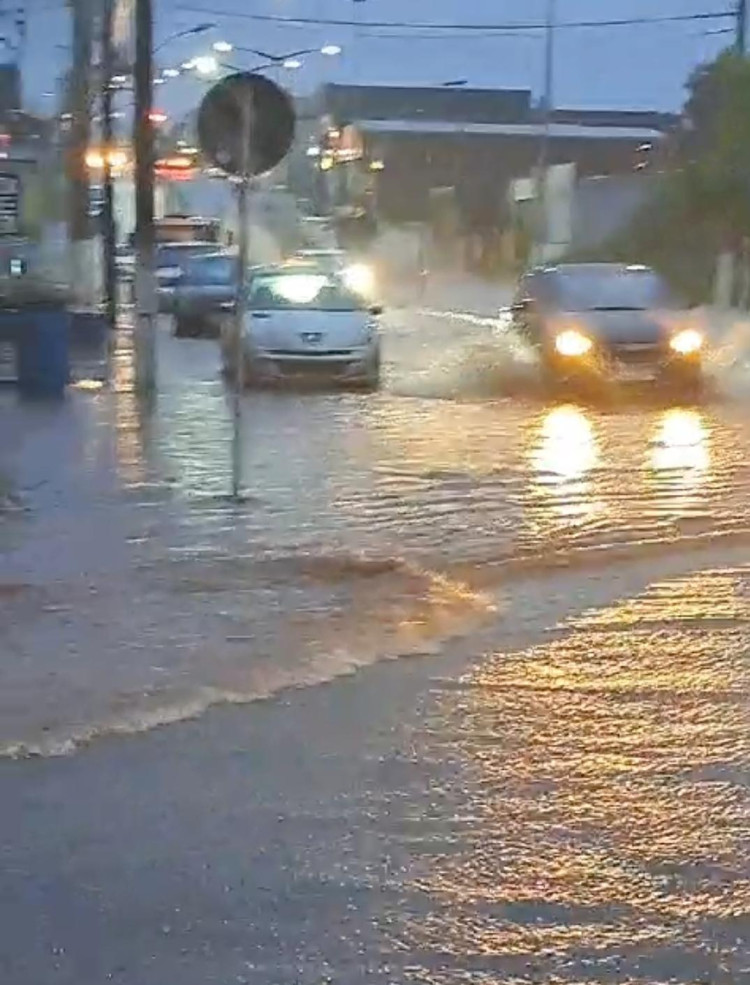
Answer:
[555, 328, 592, 357]
[670, 328, 703, 355]
[343, 263, 375, 295]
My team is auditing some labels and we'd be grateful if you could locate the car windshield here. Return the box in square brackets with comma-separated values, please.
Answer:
[248, 273, 365, 311]
[185, 256, 235, 285]
[552, 268, 676, 310]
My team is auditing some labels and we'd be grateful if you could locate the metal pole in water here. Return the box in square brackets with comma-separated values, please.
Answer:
[231, 95, 252, 500]
[133, 0, 157, 394]
[101, 0, 118, 335]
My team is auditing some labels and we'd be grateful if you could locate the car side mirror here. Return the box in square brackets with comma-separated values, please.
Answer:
[369, 304, 383, 316]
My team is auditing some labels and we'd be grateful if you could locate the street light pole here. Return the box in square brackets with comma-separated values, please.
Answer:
[535, 0, 555, 262]
[737, 0, 747, 53]
[101, 0, 117, 333]
[67, 0, 94, 303]
[133, 0, 156, 393]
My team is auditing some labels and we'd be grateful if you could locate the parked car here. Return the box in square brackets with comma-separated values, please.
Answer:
[510, 263, 705, 393]
[173, 252, 237, 338]
[293, 248, 346, 270]
[221, 265, 382, 389]
[156, 242, 224, 313]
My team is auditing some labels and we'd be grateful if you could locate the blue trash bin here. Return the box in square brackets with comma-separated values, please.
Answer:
[16, 305, 70, 397]
[69, 309, 108, 378]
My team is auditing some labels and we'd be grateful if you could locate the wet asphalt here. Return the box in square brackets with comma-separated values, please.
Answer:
[2, 294, 750, 982]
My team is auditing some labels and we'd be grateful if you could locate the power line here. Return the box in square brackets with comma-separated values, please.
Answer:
[177, 5, 736, 34]
[357, 30, 541, 41]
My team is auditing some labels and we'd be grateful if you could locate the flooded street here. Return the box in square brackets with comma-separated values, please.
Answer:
[3, 295, 750, 981]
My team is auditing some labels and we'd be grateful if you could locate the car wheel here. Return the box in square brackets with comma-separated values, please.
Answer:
[226, 355, 260, 389]
[540, 354, 566, 396]
[359, 346, 381, 391]
[174, 315, 198, 338]
[667, 367, 704, 401]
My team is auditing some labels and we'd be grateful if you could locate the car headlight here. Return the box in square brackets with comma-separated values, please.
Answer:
[670, 328, 703, 355]
[343, 263, 375, 295]
[555, 329, 593, 357]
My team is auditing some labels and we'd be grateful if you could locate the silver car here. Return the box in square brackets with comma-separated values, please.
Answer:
[222, 266, 382, 389]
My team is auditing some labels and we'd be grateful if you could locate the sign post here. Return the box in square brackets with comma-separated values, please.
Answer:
[231, 98, 252, 501]
[197, 72, 295, 501]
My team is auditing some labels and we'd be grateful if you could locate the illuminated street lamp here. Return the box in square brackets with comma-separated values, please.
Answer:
[85, 146, 129, 172]
[283, 58, 302, 70]
[192, 54, 220, 76]
[212, 40, 233, 53]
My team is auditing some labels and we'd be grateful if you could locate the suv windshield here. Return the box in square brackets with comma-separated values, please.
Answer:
[157, 244, 217, 267]
[186, 255, 235, 285]
[248, 273, 365, 311]
[552, 268, 676, 311]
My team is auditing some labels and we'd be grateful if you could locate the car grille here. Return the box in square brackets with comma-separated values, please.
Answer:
[267, 349, 354, 358]
[272, 358, 348, 375]
[603, 341, 665, 364]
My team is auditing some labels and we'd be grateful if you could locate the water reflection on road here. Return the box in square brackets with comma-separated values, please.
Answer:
[396, 564, 750, 983]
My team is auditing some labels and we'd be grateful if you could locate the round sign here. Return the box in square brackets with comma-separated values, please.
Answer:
[197, 72, 296, 177]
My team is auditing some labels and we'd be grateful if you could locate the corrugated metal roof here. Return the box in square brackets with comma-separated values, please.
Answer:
[354, 119, 664, 141]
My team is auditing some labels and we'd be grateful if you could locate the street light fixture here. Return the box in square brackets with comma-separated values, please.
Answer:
[194, 54, 220, 76]
[154, 22, 215, 54]
[283, 58, 302, 69]
[219, 43, 342, 64]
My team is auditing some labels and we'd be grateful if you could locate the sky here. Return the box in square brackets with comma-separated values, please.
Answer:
[13, 0, 739, 118]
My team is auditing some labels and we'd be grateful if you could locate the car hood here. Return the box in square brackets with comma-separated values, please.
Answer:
[244, 309, 373, 350]
[175, 284, 236, 300]
[565, 308, 679, 344]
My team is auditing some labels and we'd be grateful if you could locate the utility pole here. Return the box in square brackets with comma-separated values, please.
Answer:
[737, 0, 747, 54]
[100, 0, 117, 332]
[534, 0, 555, 262]
[133, 0, 156, 393]
[67, 0, 94, 301]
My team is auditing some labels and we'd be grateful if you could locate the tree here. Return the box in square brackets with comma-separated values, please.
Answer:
[680, 51, 750, 246]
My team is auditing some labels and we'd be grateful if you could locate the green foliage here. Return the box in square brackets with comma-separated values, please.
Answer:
[573, 50, 750, 301]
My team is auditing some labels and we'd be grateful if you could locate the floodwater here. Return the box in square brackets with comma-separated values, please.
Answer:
[3, 299, 750, 756]
[4, 293, 750, 982]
